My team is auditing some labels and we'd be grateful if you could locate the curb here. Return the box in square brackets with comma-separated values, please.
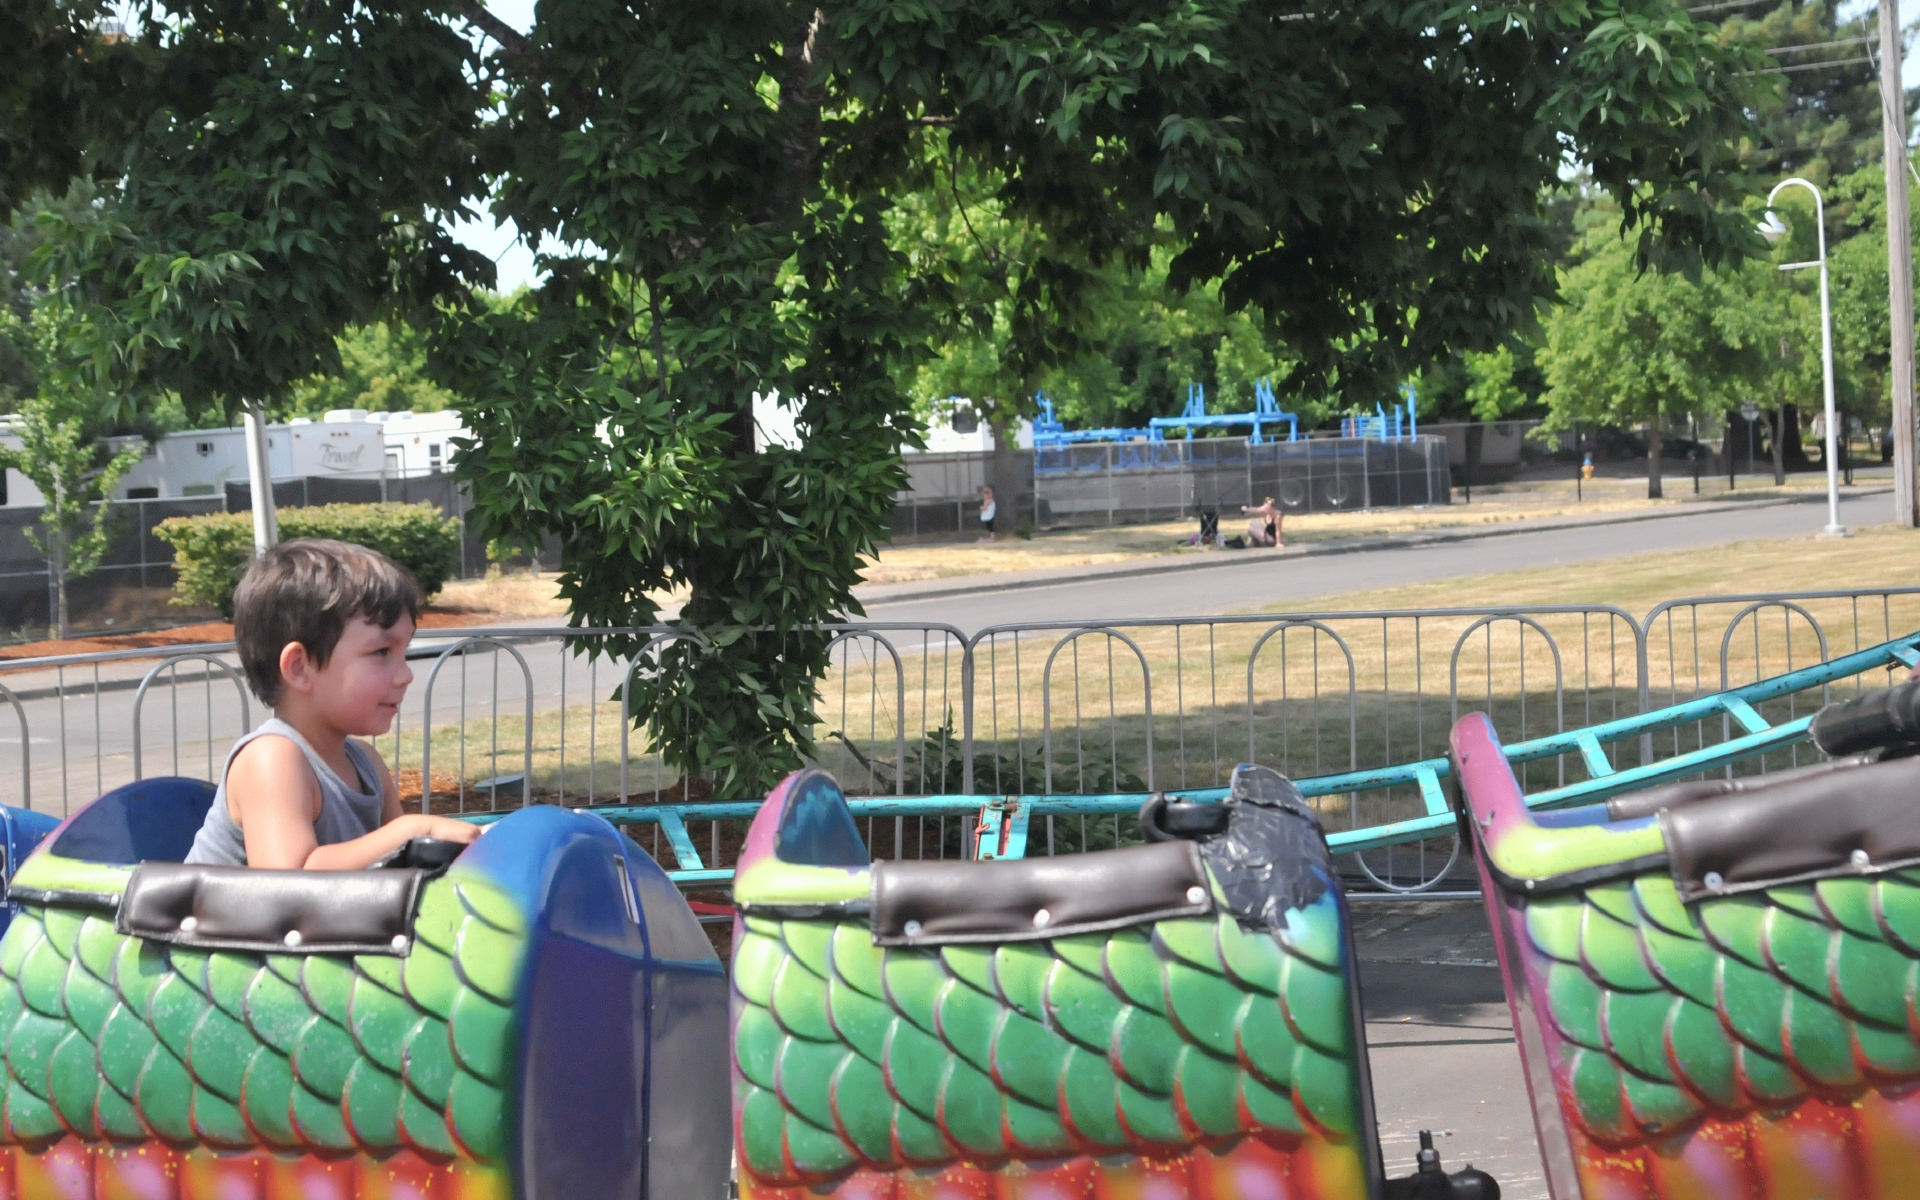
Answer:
[0, 639, 486, 704]
[855, 486, 1895, 607]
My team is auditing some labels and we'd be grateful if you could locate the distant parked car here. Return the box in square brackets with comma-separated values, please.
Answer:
[1586, 429, 1706, 462]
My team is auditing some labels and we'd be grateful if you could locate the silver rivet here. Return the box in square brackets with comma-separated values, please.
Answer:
[1186, 887, 1206, 905]
[390, 935, 408, 953]
[1524, 879, 1535, 891]
[178, 917, 198, 934]
[903, 920, 923, 938]
[1032, 909, 1051, 928]
[1704, 872, 1725, 890]
[1851, 849, 1872, 868]
[283, 930, 303, 948]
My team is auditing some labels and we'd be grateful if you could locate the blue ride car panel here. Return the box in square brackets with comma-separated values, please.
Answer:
[626, 836, 729, 1200]
[775, 768, 868, 867]
[469, 805, 729, 1200]
[41, 776, 215, 865]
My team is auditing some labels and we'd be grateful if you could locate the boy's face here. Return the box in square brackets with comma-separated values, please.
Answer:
[305, 615, 416, 735]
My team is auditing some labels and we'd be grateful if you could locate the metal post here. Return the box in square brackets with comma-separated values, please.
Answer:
[242, 404, 279, 555]
[1817, 239, 1844, 535]
[1762, 178, 1845, 535]
[1884, 0, 1917, 526]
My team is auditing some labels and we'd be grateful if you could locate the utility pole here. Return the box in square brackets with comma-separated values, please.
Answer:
[1883, 0, 1917, 526]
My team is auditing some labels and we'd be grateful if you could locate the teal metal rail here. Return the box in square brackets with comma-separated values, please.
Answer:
[468, 631, 1920, 887]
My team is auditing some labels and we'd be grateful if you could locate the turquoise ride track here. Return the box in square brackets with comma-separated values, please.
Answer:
[549, 630, 1920, 888]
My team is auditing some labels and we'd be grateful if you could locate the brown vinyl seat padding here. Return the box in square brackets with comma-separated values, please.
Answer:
[116, 862, 428, 955]
[870, 840, 1209, 947]
[1607, 754, 1875, 821]
[1664, 755, 1920, 901]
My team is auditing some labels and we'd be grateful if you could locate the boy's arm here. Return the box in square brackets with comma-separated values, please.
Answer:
[233, 738, 478, 871]
[300, 815, 478, 871]
[228, 736, 325, 870]
[363, 738, 404, 825]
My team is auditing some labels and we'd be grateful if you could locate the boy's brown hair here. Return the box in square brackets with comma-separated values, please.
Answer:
[234, 539, 422, 705]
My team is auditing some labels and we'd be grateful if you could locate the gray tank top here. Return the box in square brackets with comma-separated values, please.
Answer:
[182, 718, 387, 866]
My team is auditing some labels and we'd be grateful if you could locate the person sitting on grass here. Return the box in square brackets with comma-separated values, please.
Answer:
[183, 539, 481, 869]
[1241, 497, 1284, 547]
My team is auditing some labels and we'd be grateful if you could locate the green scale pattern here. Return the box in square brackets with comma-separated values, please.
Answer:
[1527, 868, 1920, 1143]
[732, 898, 1365, 1185]
[0, 864, 525, 1161]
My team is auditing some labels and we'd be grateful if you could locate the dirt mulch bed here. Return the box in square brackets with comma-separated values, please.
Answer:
[0, 607, 515, 666]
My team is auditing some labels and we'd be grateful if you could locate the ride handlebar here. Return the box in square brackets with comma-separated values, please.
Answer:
[1810, 678, 1920, 757]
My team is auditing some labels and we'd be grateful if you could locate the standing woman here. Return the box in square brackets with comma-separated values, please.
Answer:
[978, 486, 997, 542]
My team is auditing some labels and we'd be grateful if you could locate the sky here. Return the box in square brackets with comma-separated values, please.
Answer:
[449, 0, 539, 292]
[453, 0, 1920, 295]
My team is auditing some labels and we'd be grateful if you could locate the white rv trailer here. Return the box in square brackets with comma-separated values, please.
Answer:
[0, 408, 481, 508]
[360, 409, 471, 478]
[0, 412, 388, 508]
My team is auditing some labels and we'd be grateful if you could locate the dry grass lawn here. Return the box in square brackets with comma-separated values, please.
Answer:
[860, 473, 1859, 585]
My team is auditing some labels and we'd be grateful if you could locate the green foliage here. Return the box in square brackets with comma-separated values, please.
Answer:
[1821, 163, 1918, 427]
[284, 321, 462, 419]
[1717, 1, 1888, 192]
[0, 298, 147, 636]
[1463, 346, 1532, 422]
[1538, 229, 1776, 465]
[155, 503, 461, 618]
[14, 0, 1770, 795]
[30, 2, 494, 421]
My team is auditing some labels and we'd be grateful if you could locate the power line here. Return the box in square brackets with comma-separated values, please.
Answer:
[1740, 54, 1876, 73]
[1766, 38, 1875, 52]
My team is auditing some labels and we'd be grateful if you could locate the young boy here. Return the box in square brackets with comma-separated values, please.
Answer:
[184, 539, 480, 869]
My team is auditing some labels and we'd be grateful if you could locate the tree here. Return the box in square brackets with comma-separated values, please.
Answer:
[1714, 0, 1889, 192]
[0, 302, 145, 637]
[16, 0, 1769, 794]
[285, 321, 463, 419]
[1540, 235, 1772, 498]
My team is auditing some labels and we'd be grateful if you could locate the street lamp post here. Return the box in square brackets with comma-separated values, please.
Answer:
[1760, 178, 1847, 537]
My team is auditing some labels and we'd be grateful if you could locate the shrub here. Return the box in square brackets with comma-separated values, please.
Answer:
[156, 503, 463, 618]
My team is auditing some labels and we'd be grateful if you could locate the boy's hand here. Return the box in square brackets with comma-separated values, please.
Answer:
[404, 815, 483, 844]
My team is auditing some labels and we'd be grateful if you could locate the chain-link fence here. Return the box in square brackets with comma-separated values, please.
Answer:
[1035, 436, 1451, 529]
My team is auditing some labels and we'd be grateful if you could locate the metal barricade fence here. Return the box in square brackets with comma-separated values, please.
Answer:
[0, 589, 1907, 892]
[1638, 586, 1920, 776]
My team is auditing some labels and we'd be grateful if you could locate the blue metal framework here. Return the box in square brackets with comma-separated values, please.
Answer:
[1339, 386, 1420, 442]
[1029, 394, 1153, 448]
[1148, 382, 1300, 444]
[469, 631, 1920, 887]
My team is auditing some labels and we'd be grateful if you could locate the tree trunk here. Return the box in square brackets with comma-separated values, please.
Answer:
[986, 404, 1023, 537]
[1646, 422, 1663, 499]
[53, 536, 68, 641]
[1463, 423, 1484, 499]
[1772, 401, 1787, 486]
[1777, 404, 1815, 472]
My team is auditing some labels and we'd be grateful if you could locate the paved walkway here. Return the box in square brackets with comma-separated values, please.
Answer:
[1357, 900, 1543, 1197]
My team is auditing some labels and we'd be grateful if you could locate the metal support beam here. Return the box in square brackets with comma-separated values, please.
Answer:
[242, 404, 279, 555]
[1882, 0, 1917, 526]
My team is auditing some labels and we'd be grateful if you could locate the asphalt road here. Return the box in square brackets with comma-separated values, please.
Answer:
[1357, 900, 1543, 1198]
[860, 487, 1896, 634]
